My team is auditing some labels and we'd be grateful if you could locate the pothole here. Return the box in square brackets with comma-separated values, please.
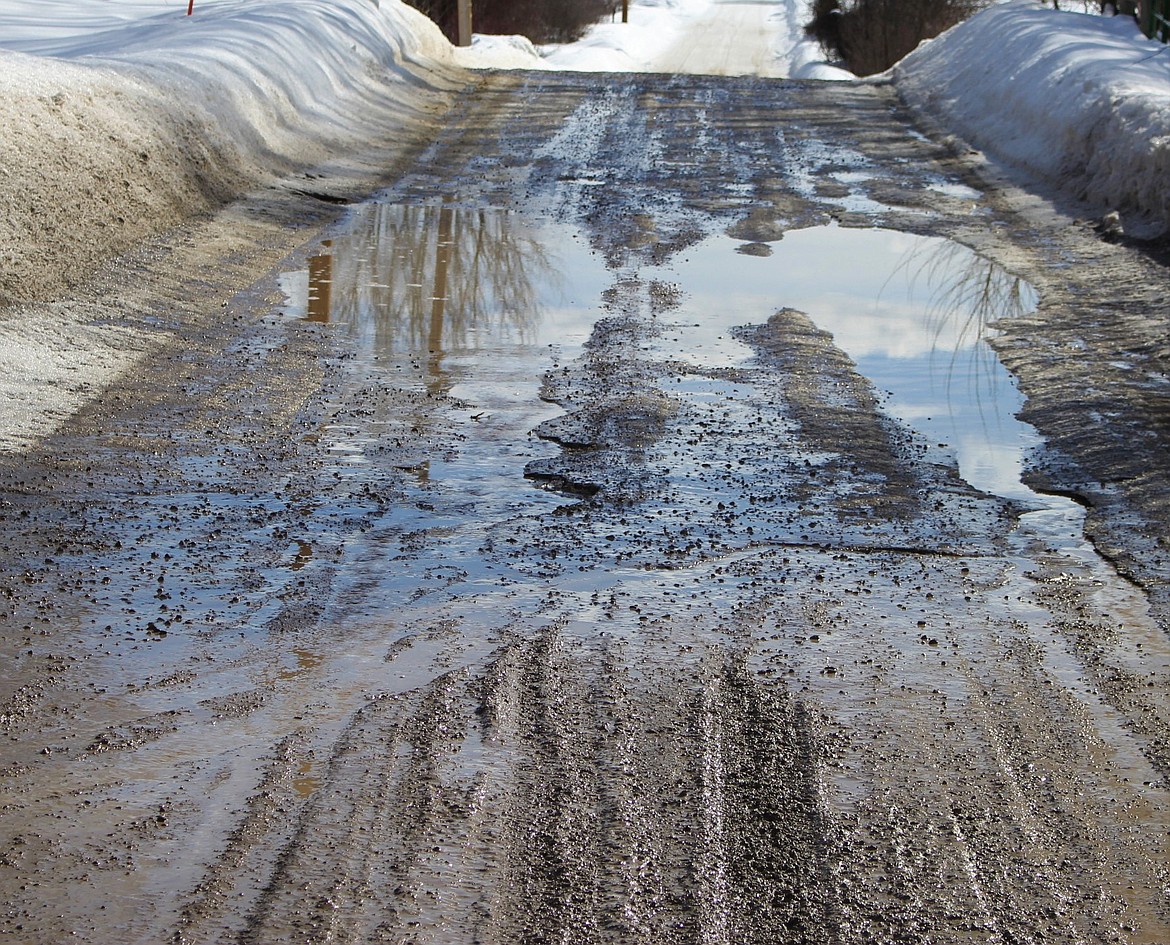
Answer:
[276, 205, 1162, 696]
[279, 207, 1095, 564]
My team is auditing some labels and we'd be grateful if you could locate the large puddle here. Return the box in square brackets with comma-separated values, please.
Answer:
[653, 225, 1042, 498]
[283, 206, 1049, 524]
[273, 205, 1170, 779]
[280, 204, 607, 517]
[278, 204, 1165, 673]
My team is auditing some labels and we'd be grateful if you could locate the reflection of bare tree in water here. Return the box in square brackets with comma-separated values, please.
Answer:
[893, 236, 1034, 369]
[910, 239, 1036, 340]
[307, 204, 558, 369]
[891, 238, 1037, 417]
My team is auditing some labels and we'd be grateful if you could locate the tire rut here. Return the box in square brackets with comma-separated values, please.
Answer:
[187, 629, 836, 945]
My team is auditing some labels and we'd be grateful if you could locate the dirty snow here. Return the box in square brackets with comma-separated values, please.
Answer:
[0, 0, 470, 312]
[894, 0, 1170, 235]
[0, 0, 1168, 451]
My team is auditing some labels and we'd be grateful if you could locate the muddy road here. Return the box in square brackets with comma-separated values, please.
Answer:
[3, 71, 1170, 944]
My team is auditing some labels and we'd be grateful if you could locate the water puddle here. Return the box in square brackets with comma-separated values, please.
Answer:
[291, 759, 321, 798]
[643, 226, 1168, 684]
[278, 203, 603, 480]
[278, 208, 1104, 567]
[279, 204, 604, 353]
[278, 647, 325, 681]
[276, 208, 1162, 754]
[666, 225, 1042, 496]
[277, 204, 614, 609]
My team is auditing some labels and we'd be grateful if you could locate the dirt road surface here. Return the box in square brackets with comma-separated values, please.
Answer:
[3, 71, 1170, 944]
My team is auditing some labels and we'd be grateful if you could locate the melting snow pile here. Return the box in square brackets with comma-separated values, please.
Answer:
[894, 0, 1170, 235]
[0, 0, 469, 308]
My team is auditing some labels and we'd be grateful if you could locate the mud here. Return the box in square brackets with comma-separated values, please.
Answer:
[2, 71, 1170, 944]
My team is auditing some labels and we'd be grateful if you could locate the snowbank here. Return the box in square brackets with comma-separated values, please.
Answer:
[457, 33, 552, 70]
[788, 38, 854, 81]
[894, 0, 1170, 234]
[0, 0, 471, 308]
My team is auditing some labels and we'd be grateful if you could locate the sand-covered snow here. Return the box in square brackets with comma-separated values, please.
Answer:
[0, 0, 472, 309]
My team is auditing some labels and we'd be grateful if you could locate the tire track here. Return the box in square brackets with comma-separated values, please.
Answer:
[181, 628, 836, 944]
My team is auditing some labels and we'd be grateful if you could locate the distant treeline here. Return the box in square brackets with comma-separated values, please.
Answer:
[411, 0, 614, 44]
[805, 0, 984, 75]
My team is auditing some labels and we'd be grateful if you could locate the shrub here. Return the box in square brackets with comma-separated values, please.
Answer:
[807, 0, 986, 76]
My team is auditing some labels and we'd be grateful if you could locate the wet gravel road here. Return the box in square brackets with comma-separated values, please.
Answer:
[3, 70, 1170, 944]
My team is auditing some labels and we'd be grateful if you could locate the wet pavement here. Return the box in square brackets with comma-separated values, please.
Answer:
[2, 70, 1170, 944]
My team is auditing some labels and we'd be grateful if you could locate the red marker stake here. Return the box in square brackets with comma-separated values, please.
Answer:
[187, 0, 194, 14]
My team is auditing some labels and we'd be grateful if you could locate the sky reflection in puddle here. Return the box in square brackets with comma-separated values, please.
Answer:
[281, 206, 1064, 549]
[663, 225, 1041, 504]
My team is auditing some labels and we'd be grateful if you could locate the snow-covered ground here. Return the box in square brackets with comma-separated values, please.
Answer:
[524, 0, 851, 78]
[0, 0, 1168, 450]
